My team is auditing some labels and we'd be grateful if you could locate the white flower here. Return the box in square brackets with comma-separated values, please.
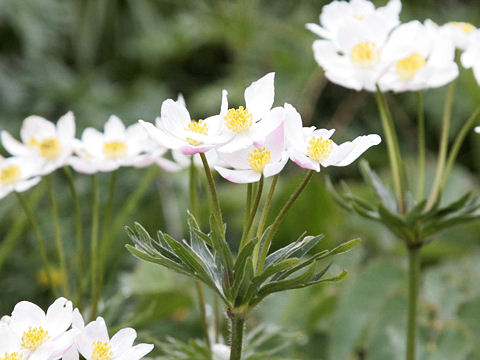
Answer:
[8, 297, 73, 360]
[443, 21, 477, 50]
[379, 20, 458, 92]
[284, 103, 381, 171]
[1, 112, 76, 175]
[75, 316, 153, 360]
[306, 0, 401, 49]
[461, 29, 480, 86]
[215, 109, 288, 183]
[212, 343, 230, 360]
[0, 156, 41, 199]
[70, 115, 149, 173]
[0, 322, 26, 360]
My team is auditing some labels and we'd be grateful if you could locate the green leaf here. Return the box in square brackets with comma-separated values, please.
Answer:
[359, 159, 397, 211]
[208, 214, 234, 277]
[328, 238, 361, 256]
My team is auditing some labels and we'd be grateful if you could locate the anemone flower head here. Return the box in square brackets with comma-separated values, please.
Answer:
[69, 115, 149, 174]
[0, 156, 41, 200]
[215, 108, 287, 184]
[461, 29, 480, 86]
[284, 104, 381, 171]
[379, 20, 458, 92]
[0, 322, 25, 360]
[8, 297, 73, 360]
[1, 112, 75, 176]
[443, 21, 477, 50]
[75, 316, 153, 360]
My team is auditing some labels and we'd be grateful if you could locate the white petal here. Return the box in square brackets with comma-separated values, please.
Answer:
[13, 177, 41, 193]
[83, 317, 109, 343]
[324, 134, 381, 167]
[263, 151, 289, 178]
[214, 166, 261, 184]
[57, 111, 76, 141]
[20, 116, 56, 143]
[116, 343, 154, 360]
[45, 297, 73, 338]
[244, 72, 275, 121]
[10, 301, 46, 334]
[1, 132, 28, 156]
[161, 99, 192, 133]
[110, 328, 137, 356]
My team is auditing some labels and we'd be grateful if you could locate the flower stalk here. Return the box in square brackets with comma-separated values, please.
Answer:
[229, 313, 245, 360]
[416, 92, 426, 201]
[407, 245, 421, 360]
[89, 174, 100, 320]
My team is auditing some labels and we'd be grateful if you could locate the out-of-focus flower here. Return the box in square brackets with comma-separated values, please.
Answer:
[0, 156, 41, 200]
[379, 20, 458, 92]
[75, 316, 153, 360]
[461, 29, 480, 86]
[443, 21, 477, 50]
[306, 0, 401, 49]
[8, 297, 73, 360]
[69, 115, 149, 173]
[284, 104, 381, 171]
[1, 112, 76, 175]
[212, 343, 230, 360]
[215, 110, 288, 183]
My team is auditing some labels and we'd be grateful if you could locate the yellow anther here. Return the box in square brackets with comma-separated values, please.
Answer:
[395, 52, 427, 81]
[353, 15, 364, 20]
[38, 138, 61, 160]
[28, 137, 39, 147]
[185, 120, 208, 145]
[103, 141, 127, 159]
[0, 165, 21, 185]
[1, 352, 23, 360]
[225, 106, 253, 133]
[307, 137, 333, 161]
[248, 147, 271, 172]
[21, 326, 50, 350]
[91, 340, 113, 360]
[350, 41, 381, 69]
[450, 22, 476, 34]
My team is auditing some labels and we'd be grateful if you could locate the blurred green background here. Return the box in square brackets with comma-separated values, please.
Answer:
[1, 0, 480, 359]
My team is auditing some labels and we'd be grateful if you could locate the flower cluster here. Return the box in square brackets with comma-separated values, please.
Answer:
[0, 297, 153, 360]
[307, 0, 480, 91]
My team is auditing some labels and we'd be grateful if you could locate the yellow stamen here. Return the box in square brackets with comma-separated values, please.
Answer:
[353, 15, 364, 21]
[450, 22, 476, 34]
[307, 137, 333, 162]
[395, 52, 427, 81]
[225, 106, 253, 133]
[91, 340, 113, 360]
[248, 147, 271, 172]
[28, 137, 39, 147]
[38, 138, 61, 160]
[0, 165, 21, 185]
[185, 120, 208, 145]
[21, 327, 50, 350]
[1, 353, 23, 360]
[103, 141, 127, 159]
[350, 41, 381, 69]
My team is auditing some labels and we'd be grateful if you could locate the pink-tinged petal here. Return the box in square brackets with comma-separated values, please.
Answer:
[20, 116, 56, 143]
[36, 332, 73, 359]
[13, 177, 41, 193]
[155, 157, 184, 172]
[139, 120, 184, 149]
[57, 111, 75, 141]
[244, 73, 275, 121]
[104, 115, 126, 139]
[289, 149, 320, 172]
[251, 106, 284, 144]
[116, 343, 154, 360]
[75, 332, 94, 359]
[264, 121, 285, 162]
[214, 166, 261, 184]
[263, 152, 289, 178]
[110, 328, 136, 356]
[10, 301, 46, 333]
[1, 131, 28, 156]
[83, 317, 109, 343]
[324, 134, 381, 167]
[161, 99, 192, 133]
[62, 342, 79, 360]
[180, 145, 213, 155]
[45, 297, 73, 338]
[220, 90, 229, 117]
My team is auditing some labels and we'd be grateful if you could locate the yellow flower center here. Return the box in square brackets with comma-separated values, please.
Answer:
[450, 22, 476, 34]
[185, 120, 208, 145]
[307, 137, 333, 161]
[0, 165, 21, 185]
[350, 41, 381, 68]
[248, 147, 271, 172]
[103, 141, 127, 159]
[225, 106, 253, 133]
[1, 353, 23, 360]
[353, 15, 364, 20]
[91, 340, 113, 360]
[21, 326, 50, 350]
[36, 138, 61, 160]
[395, 52, 427, 81]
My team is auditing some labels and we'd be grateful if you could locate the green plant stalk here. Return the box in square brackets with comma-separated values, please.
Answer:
[64, 166, 84, 308]
[441, 106, 480, 188]
[242, 184, 253, 243]
[47, 174, 70, 297]
[375, 86, 406, 213]
[214, 295, 221, 343]
[407, 246, 421, 360]
[89, 174, 100, 321]
[239, 176, 264, 251]
[200, 153, 224, 234]
[416, 92, 425, 202]
[427, 81, 456, 209]
[16, 192, 57, 296]
[229, 315, 245, 360]
[257, 170, 314, 273]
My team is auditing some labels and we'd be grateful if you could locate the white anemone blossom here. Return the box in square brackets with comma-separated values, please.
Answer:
[1, 112, 76, 176]
[461, 29, 480, 86]
[74, 316, 153, 360]
[8, 297, 73, 360]
[443, 21, 477, 50]
[0, 156, 41, 200]
[284, 104, 381, 171]
[0, 322, 25, 360]
[379, 20, 458, 92]
[69, 115, 150, 174]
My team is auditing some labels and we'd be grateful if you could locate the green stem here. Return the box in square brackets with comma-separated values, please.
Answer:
[406, 246, 421, 360]
[195, 281, 211, 350]
[242, 184, 253, 240]
[16, 192, 57, 296]
[64, 166, 84, 308]
[89, 174, 100, 320]
[375, 86, 406, 213]
[416, 92, 425, 202]
[257, 170, 314, 273]
[427, 81, 456, 209]
[189, 158, 199, 218]
[229, 314, 245, 360]
[239, 176, 264, 251]
[256, 174, 279, 239]
[214, 295, 221, 343]
[47, 174, 70, 297]
[200, 153, 223, 234]
[441, 106, 480, 189]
